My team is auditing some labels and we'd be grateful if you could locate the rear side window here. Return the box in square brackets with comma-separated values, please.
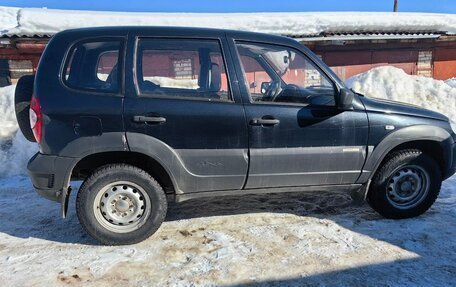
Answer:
[136, 38, 230, 101]
[63, 39, 122, 93]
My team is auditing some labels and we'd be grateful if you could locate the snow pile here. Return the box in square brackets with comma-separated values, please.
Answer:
[0, 85, 19, 138]
[445, 78, 456, 88]
[0, 85, 37, 177]
[0, 6, 455, 37]
[346, 66, 456, 121]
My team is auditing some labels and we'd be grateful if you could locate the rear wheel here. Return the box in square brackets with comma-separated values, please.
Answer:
[368, 149, 441, 219]
[76, 164, 167, 245]
[14, 75, 36, 142]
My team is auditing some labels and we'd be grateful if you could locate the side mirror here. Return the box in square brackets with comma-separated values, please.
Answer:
[260, 82, 271, 95]
[336, 88, 354, 110]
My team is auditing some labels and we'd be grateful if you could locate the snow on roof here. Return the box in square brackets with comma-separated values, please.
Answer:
[0, 6, 456, 38]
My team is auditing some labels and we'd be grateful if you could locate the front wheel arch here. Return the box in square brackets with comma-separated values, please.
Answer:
[362, 140, 445, 200]
[374, 140, 446, 180]
[358, 125, 453, 187]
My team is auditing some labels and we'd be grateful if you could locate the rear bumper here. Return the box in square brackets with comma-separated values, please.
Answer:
[27, 153, 77, 202]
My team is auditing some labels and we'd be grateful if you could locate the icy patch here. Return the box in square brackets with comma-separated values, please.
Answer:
[346, 66, 456, 121]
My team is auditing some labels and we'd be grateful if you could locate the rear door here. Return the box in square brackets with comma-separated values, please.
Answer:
[229, 39, 368, 188]
[123, 31, 248, 193]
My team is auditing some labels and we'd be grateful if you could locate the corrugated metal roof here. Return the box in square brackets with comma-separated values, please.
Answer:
[1, 31, 449, 41]
[296, 32, 444, 41]
[0, 34, 52, 38]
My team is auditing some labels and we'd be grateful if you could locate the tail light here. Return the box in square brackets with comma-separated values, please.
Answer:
[30, 96, 43, 143]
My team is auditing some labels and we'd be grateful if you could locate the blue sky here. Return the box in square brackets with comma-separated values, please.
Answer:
[1, 0, 455, 13]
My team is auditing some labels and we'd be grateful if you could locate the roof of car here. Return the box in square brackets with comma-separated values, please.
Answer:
[56, 26, 299, 45]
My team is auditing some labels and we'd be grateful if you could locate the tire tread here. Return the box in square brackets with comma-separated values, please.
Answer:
[368, 149, 441, 219]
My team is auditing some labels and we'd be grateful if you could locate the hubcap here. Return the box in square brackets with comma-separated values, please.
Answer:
[386, 165, 430, 209]
[93, 181, 151, 233]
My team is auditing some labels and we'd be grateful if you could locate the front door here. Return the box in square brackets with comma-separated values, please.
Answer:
[124, 35, 248, 193]
[232, 41, 368, 188]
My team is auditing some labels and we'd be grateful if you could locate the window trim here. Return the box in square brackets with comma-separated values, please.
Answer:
[133, 36, 234, 103]
[59, 36, 126, 96]
[234, 40, 338, 107]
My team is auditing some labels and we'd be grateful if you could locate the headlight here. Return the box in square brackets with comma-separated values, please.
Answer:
[451, 121, 456, 134]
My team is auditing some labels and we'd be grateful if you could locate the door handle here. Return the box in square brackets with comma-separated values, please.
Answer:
[133, 115, 166, 124]
[250, 117, 280, 126]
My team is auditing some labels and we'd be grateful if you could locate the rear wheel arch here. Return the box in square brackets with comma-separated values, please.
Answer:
[70, 151, 176, 195]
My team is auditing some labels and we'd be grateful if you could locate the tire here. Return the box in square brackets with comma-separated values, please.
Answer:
[76, 164, 167, 245]
[367, 149, 441, 219]
[14, 75, 36, 142]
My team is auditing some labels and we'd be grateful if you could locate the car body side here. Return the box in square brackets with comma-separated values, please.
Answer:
[28, 27, 456, 207]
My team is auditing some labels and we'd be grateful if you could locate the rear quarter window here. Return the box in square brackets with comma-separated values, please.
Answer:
[63, 39, 123, 93]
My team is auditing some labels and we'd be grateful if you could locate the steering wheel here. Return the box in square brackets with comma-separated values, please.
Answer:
[271, 83, 303, 103]
[265, 81, 282, 101]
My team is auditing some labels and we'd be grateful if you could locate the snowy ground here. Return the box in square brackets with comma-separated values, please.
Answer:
[0, 67, 455, 286]
[0, 175, 455, 286]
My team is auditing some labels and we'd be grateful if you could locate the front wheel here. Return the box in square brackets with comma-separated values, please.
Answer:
[76, 164, 167, 245]
[368, 149, 442, 219]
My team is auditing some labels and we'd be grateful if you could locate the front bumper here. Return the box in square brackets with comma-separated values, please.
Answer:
[27, 153, 77, 202]
[446, 140, 456, 180]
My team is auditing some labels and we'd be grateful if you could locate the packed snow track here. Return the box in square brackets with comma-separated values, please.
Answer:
[0, 176, 455, 286]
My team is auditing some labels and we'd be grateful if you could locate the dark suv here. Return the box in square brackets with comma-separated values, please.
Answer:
[15, 27, 456, 245]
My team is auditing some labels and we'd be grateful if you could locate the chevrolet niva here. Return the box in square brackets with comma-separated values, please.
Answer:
[14, 27, 456, 245]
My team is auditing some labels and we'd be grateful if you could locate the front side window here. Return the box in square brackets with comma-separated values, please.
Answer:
[136, 38, 230, 101]
[236, 42, 335, 106]
[64, 39, 122, 93]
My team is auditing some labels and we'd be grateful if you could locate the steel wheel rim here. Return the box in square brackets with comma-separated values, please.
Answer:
[386, 165, 430, 209]
[93, 181, 151, 233]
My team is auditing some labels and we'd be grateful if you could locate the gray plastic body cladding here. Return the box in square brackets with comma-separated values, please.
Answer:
[126, 133, 248, 193]
[175, 183, 363, 202]
[356, 124, 453, 183]
[246, 146, 366, 188]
